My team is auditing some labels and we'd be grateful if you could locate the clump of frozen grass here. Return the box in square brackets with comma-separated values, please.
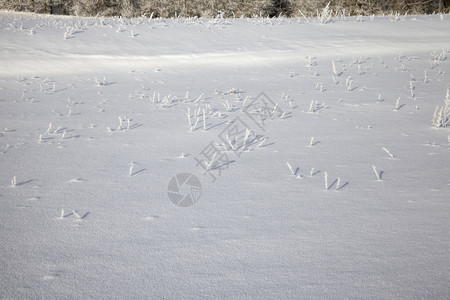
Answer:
[331, 60, 338, 76]
[53, 126, 62, 134]
[95, 77, 107, 87]
[306, 100, 327, 113]
[432, 89, 450, 128]
[423, 71, 429, 83]
[45, 122, 52, 134]
[315, 82, 325, 92]
[430, 49, 447, 69]
[332, 75, 339, 85]
[377, 93, 383, 103]
[190, 117, 200, 132]
[48, 82, 56, 94]
[317, 2, 332, 24]
[372, 165, 382, 181]
[382, 147, 395, 159]
[11, 176, 17, 187]
[389, 12, 402, 22]
[117, 116, 131, 130]
[394, 97, 402, 111]
[72, 210, 81, 219]
[242, 128, 252, 150]
[305, 56, 316, 68]
[346, 76, 353, 91]
[186, 108, 192, 126]
[226, 134, 237, 151]
[357, 64, 363, 75]
[256, 137, 267, 148]
[323, 171, 344, 191]
[223, 100, 236, 112]
[128, 162, 136, 176]
[335, 177, 341, 190]
[63, 28, 70, 40]
[226, 88, 241, 94]
[296, 169, 304, 179]
[286, 162, 296, 176]
[438, 48, 447, 61]
[194, 93, 204, 103]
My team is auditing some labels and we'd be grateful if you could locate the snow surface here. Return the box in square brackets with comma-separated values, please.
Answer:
[1, 11, 450, 298]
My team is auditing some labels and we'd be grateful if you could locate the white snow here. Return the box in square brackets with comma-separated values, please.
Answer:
[1, 11, 450, 298]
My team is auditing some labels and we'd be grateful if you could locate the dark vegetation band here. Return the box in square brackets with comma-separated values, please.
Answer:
[1, 0, 449, 18]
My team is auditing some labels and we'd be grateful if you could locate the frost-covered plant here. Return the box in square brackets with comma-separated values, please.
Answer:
[307, 100, 327, 113]
[203, 109, 206, 131]
[11, 176, 17, 187]
[72, 210, 81, 219]
[186, 108, 192, 126]
[432, 89, 450, 128]
[382, 147, 395, 159]
[128, 163, 135, 176]
[394, 97, 401, 111]
[335, 177, 341, 190]
[372, 165, 382, 181]
[95, 77, 107, 87]
[286, 161, 296, 175]
[317, 1, 332, 24]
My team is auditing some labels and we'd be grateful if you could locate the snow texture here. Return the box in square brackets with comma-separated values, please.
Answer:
[1, 11, 450, 299]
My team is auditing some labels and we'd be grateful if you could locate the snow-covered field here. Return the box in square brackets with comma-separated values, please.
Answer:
[1, 11, 450, 298]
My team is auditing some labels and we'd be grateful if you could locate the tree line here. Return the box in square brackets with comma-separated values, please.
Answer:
[0, 0, 448, 18]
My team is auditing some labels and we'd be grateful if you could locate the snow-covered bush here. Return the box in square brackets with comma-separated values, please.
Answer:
[432, 90, 450, 128]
